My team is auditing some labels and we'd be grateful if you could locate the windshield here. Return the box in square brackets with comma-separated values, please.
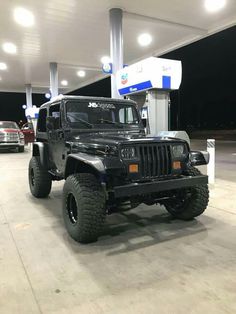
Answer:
[0, 121, 19, 129]
[66, 100, 140, 129]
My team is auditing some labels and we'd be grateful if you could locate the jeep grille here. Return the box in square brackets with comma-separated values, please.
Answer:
[138, 144, 172, 179]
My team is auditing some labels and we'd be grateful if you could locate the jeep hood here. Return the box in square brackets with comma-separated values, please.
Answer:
[71, 132, 185, 146]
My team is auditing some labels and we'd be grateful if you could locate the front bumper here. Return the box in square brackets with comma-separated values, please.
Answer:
[114, 175, 208, 198]
[0, 142, 24, 148]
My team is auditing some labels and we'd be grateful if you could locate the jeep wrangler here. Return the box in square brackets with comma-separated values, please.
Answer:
[28, 95, 209, 243]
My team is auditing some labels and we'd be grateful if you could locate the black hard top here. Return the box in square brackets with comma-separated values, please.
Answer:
[40, 95, 136, 109]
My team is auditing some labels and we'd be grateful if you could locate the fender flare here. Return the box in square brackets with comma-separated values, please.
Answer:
[190, 150, 209, 166]
[64, 153, 106, 178]
[32, 142, 49, 169]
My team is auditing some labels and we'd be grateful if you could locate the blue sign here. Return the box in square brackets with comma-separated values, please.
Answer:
[102, 63, 129, 74]
[118, 80, 153, 95]
[162, 76, 171, 89]
[102, 63, 112, 74]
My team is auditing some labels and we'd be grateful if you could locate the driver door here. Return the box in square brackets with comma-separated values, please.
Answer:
[47, 103, 66, 173]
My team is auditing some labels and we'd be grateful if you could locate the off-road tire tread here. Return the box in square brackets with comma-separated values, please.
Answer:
[165, 166, 209, 220]
[63, 173, 106, 243]
[28, 156, 52, 198]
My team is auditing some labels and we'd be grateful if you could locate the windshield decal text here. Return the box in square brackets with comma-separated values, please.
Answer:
[88, 102, 116, 110]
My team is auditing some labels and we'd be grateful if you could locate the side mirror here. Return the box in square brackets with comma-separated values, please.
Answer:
[190, 151, 210, 166]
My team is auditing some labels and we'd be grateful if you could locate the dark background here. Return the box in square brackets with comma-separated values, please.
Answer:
[163, 25, 236, 131]
[0, 26, 235, 131]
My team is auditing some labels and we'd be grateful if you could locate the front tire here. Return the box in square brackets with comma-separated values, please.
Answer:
[63, 173, 106, 243]
[164, 167, 209, 220]
[28, 157, 52, 198]
[18, 146, 24, 152]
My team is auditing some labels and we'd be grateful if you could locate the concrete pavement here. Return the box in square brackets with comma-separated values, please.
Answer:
[0, 141, 235, 314]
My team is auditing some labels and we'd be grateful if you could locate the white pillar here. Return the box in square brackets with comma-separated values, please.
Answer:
[207, 139, 215, 184]
[110, 8, 123, 99]
[25, 84, 32, 108]
[50, 62, 58, 98]
[147, 90, 169, 135]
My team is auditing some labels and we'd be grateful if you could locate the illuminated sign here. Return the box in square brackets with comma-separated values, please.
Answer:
[116, 57, 182, 96]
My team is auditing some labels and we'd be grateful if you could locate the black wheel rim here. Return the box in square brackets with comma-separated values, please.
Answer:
[30, 168, 35, 186]
[66, 193, 78, 224]
[168, 189, 193, 213]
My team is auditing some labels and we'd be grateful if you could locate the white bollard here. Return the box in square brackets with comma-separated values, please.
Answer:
[207, 139, 215, 184]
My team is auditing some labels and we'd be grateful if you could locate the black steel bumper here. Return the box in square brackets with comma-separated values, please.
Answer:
[114, 175, 208, 198]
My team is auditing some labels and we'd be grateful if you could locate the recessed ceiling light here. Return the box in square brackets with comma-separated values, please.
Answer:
[77, 70, 86, 77]
[61, 80, 68, 86]
[14, 7, 35, 27]
[0, 62, 7, 70]
[101, 56, 111, 64]
[205, 0, 226, 12]
[2, 42, 17, 54]
[138, 33, 152, 47]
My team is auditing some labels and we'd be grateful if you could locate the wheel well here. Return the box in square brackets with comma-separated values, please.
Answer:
[33, 144, 40, 156]
[65, 158, 101, 179]
[32, 144, 50, 170]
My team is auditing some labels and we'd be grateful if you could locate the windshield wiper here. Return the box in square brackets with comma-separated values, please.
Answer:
[98, 119, 123, 128]
[69, 117, 93, 128]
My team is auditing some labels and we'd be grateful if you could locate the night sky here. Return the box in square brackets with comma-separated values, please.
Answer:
[0, 92, 46, 123]
[163, 25, 236, 131]
[0, 26, 235, 130]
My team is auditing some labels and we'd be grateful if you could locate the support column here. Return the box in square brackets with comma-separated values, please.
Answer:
[110, 8, 123, 99]
[50, 62, 58, 98]
[25, 84, 32, 108]
[147, 90, 169, 135]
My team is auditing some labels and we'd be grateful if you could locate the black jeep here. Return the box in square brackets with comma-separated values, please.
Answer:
[28, 95, 209, 243]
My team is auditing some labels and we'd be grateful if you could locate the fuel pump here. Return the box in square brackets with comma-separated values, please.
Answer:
[116, 57, 182, 136]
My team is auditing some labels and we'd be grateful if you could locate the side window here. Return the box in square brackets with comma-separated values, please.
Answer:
[119, 108, 125, 123]
[49, 103, 61, 129]
[37, 108, 47, 132]
[119, 107, 138, 124]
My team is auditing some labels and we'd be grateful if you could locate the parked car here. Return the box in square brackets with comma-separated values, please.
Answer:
[21, 122, 35, 144]
[28, 95, 209, 243]
[0, 121, 25, 152]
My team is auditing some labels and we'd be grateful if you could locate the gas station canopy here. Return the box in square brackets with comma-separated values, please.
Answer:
[0, 0, 235, 93]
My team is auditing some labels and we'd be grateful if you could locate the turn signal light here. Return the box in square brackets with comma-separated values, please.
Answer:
[173, 161, 181, 170]
[129, 164, 138, 173]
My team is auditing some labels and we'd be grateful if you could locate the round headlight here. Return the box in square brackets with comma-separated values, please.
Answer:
[121, 147, 136, 159]
[172, 145, 184, 158]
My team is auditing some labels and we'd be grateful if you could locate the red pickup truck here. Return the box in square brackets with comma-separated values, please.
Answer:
[0, 121, 25, 152]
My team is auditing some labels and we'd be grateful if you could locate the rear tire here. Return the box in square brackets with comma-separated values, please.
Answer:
[164, 167, 209, 220]
[63, 173, 106, 243]
[28, 157, 52, 198]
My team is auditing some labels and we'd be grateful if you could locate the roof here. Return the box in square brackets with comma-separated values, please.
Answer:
[0, 0, 235, 94]
[40, 95, 136, 109]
